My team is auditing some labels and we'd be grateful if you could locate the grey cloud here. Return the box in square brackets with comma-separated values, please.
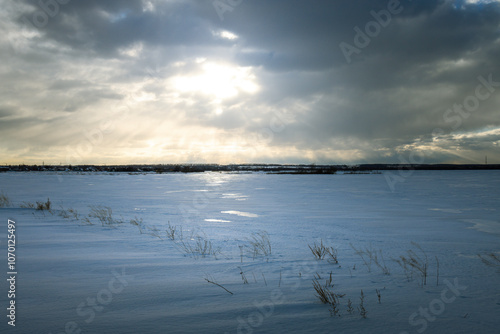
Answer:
[0, 106, 17, 118]
[18, 0, 225, 56]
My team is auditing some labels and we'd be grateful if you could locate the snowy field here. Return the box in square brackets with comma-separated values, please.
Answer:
[0, 171, 499, 334]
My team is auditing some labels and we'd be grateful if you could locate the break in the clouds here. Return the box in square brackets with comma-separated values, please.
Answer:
[1, 0, 500, 165]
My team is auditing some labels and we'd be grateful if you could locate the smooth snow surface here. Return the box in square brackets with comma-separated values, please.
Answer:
[0, 171, 499, 334]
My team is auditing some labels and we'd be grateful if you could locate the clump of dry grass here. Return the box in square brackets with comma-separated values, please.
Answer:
[147, 225, 163, 239]
[166, 221, 177, 240]
[347, 298, 354, 314]
[86, 205, 115, 226]
[247, 231, 272, 259]
[36, 198, 52, 212]
[358, 289, 367, 318]
[194, 236, 218, 256]
[68, 207, 79, 220]
[59, 206, 80, 220]
[396, 242, 429, 285]
[478, 253, 500, 273]
[20, 201, 35, 209]
[177, 228, 221, 259]
[309, 240, 339, 264]
[0, 191, 11, 207]
[312, 273, 344, 317]
[351, 244, 390, 275]
[129, 217, 144, 233]
[350, 243, 373, 272]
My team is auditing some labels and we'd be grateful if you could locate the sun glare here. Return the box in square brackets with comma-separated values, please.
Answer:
[172, 62, 259, 100]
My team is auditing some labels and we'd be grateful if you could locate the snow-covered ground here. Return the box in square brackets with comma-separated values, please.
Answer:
[0, 171, 499, 334]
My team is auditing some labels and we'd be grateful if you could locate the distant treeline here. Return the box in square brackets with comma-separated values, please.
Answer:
[1, 163, 499, 174]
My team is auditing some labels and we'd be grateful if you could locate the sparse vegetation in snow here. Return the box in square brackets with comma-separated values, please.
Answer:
[0, 191, 11, 207]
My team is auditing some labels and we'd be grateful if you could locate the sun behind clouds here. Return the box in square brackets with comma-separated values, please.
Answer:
[171, 61, 260, 101]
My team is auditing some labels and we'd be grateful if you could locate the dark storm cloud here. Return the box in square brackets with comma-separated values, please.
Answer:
[2, 0, 500, 164]
[18, 0, 224, 56]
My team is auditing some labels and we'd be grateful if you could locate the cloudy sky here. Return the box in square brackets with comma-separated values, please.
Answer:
[1, 0, 499, 165]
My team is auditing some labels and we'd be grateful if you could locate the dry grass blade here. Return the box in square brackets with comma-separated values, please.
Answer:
[350, 243, 372, 272]
[375, 289, 381, 304]
[347, 298, 354, 314]
[204, 276, 233, 295]
[130, 217, 144, 234]
[358, 289, 367, 318]
[239, 267, 249, 284]
[166, 221, 177, 240]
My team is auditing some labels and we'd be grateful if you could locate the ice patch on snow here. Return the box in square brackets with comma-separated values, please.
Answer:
[463, 219, 500, 235]
[222, 193, 248, 201]
[221, 210, 259, 217]
[164, 189, 208, 194]
[204, 219, 231, 223]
